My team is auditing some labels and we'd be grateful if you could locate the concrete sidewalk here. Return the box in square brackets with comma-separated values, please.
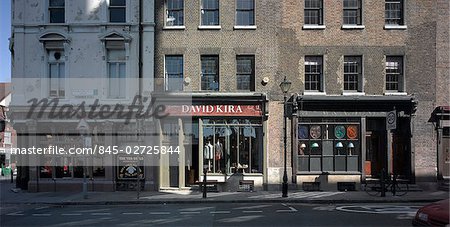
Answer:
[1, 180, 448, 205]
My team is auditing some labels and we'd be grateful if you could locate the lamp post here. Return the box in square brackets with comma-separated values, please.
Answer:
[279, 76, 291, 198]
[77, 119, 90, 199]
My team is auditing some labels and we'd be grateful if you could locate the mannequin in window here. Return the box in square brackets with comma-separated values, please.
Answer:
[204, 140, 214, 172]
[215, 139, 223, 173]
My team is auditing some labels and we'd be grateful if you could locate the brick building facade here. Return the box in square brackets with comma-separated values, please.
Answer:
[154, 0, 449, 191]
[9, 0, 448, 192]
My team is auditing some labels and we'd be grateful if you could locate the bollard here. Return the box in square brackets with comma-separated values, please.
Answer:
[203, 168, 207, 198]
[380, 169, 386, 197]
[392, 174, 396, 196]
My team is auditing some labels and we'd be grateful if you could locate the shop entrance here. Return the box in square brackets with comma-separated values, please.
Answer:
[365, 118, 387, 177]
[365, 117, 411, 179]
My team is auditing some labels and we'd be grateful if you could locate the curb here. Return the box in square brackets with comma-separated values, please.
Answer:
[1, 198, 445, 206]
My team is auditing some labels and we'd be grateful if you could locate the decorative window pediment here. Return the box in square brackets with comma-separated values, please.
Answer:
[99, 31, 132, 43]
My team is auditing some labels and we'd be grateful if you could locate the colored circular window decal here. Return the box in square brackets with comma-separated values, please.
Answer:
[347, 125, 358, 139]
[310, 125, 321, 139]
[298, 125, 308, 139]
[334, 125, 346, 139]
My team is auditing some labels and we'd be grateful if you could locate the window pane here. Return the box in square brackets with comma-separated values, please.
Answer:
[236, 11, 254, 26]
[165, 56, 183, 91]
[110, 8, 126, 23]
[236, 56, 254, 91]
[202, 10, 219, 25]
[107, 49, 126, 61]
[305, 0, 322, 8]
[201, 56, 219, 91]
[237, 0, 254, 9]
[49, 0, 65, 7]
[110, 0, 126, 6]
[50, 9, 65, 23]
[167, 0, 184, 26]
[203, 0, 218, 9]
[344, 56, 362, 91]
[385, 0, 403, 25]
[386, 56, 403, 91]
[305, 56, 322, 91]
[344, 0, 359, 8]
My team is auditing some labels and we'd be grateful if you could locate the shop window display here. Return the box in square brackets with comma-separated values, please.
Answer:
[203, 119, 262, 174]
[298, 120, 361, 172]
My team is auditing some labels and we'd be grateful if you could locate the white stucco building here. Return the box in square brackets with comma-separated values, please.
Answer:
[10, 0, 156, 191]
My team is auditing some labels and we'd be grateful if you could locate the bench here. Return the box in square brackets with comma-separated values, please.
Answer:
[302, 182, 321, 191]
[238, 180, 254, 192]
[198, 180, 220, 192]
[337, 182, 356, 191]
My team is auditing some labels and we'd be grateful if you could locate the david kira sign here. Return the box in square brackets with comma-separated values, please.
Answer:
[165, 104, 263, 117]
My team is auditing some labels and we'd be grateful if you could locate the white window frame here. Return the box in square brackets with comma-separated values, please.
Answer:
[343, 55, 365, 95]
[164, 55, 184, 92]
[304, 56, 325, 94]
[342, 0, 366, 30]
[200, 55, 220, 91]
[48, 0, 65, 24]
[198, 0, 221, 29]
[109, 0, 127, 23]
[107, 48, 126, 99]
[384, 56, 407, 95]
[165, 0, 185, 29]
[236, 55, 255, 91]
[303, 0, 326, 30]
[234, 0, 257, 30]
[384, 0, 407, 30]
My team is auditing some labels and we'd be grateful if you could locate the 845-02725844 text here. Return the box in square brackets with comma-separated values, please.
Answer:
[9, 145, 181, 156]
[97, 145, 181, 155]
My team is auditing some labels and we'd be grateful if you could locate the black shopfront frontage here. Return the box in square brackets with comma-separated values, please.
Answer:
[153, 93, 268, 191]
[291, 95, 417, 190]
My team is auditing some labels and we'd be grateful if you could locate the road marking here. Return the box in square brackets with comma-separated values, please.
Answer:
[242, 210, 263, 213]
[336, 205, 421, 214]
[180, 211, 201, 215]
[32, 214, 51, 216]
[91, 213, 111, 216]
[210, 211, 231, 214]
[122, 212, 143, 215]
[277, 203, 298, 213]
[150, 212, 171, 215]
[62, 213, 82, 216]
[6, 212, 24, 216]
[35, 206, 49, 210]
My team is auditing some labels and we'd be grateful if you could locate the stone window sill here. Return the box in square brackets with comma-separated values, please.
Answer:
[302, 25, 326, 30]
[234, 25, 257, 30]
[198, 25, 221, 30]
[342, 25, 365, 30]
[384, 25, 407, 30]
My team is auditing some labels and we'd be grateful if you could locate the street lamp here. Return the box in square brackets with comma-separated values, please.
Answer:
[77, 119, 90, 199]
[279, 76, 291, 198]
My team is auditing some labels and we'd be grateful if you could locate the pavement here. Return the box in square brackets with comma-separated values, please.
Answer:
[1, 178, 448, 205]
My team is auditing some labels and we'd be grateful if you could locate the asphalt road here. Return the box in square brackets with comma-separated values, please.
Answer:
[1, 203, 422, 226]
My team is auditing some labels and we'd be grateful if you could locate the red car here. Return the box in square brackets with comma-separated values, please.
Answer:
[413, 199, 450, 226]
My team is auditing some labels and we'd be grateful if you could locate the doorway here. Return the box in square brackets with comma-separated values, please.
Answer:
[365, 118, 387, 177]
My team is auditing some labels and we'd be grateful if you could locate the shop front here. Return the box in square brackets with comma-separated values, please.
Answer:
[154, 93, 268, 191]
[429, 106, 450, 181]
[292, 95, 417, 191]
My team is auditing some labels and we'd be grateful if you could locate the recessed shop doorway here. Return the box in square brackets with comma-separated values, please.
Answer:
[365, 118, 387, 177]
